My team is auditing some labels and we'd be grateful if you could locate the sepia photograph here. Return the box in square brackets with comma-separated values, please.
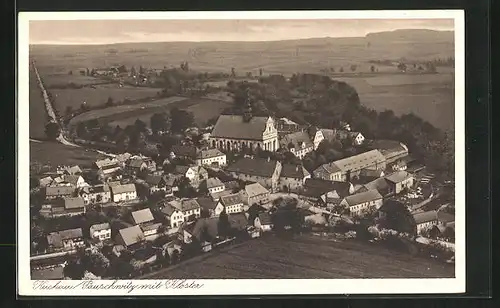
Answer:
[18, 10, 465, 296]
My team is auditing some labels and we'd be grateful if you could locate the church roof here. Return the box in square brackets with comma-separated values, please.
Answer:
[211, 115, 271, 141]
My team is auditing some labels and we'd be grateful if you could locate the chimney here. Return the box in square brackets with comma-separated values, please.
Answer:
[296, 165, 299, 172]
[267, 157, 271, 162]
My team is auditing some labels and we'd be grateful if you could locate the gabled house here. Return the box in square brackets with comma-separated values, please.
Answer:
[127, 159, 148, 173]
[202, 177, 225, 194]
[131, 208, 155, 225]
[90, 223, 111, 241]
[61, 197, 86, 216]
[254, 212, 273, 232]
[384, 171, 414, 195]
[47, 228, 85, 251]
[280, 131, 314, 159]
[240, 182, 270, 206]
[336, 130, 365, 146]
[368, 140, 409, 164]
[359, 168, 385, 183]
[39, 176, 53, 188]
[167, 199, 202, 222]
[110, 183, 137, 203]
[145, 174, 171, 195]
[279, 164, 311, 191]
[217, 193, 244, 215]
[116, 225, 145, 251]
[45, 186, 76, 200]
[79, 184, 111, 205]
[64, 165, 83, 175]
[339, 189, 383, 216]
[171, 145, 199, 161]
[196, 197, 221, 217]
[413, 210, 439, 234]
[226, 157, 282, 192]
[173, 165, 208, 187]
[161, 204, 185, 228]
[306, 126, 325, 150]
[195, 148, 227, 167]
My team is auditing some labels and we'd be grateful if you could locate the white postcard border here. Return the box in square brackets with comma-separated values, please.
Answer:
[17, 10, 465, 296]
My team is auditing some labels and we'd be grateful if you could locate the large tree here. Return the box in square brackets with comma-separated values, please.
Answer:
[378, 200, 417, 236]
[170, 108, 195, 133]
[44, 122, 60, 140]
[150, 112, 170, 135]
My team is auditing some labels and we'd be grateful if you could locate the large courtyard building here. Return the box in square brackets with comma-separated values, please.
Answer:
[210, 115, 280, 152]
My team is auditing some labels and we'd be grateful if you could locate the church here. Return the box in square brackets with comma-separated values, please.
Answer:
[209, 103, 279, 153]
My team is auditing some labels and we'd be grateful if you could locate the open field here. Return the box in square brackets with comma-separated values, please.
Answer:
[68, 96, 188, 126]
[29, 69, 50, 140]
[108, 97, 233, 128]
[50, 83, 160, 111]
[144, 235, 454, 279]
[43, 73, 105, 88]
[30, 140, 106, 168]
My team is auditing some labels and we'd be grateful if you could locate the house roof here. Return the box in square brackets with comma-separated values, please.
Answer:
[279, 131, 313, 150]
[330, 150, 386, 173]
[95, 158, 119, 169]
[228, 213, 248, 231]
[244, 183, 269, 198]
[364, 177, 390, 194]
[171, 145, 198, 158]
[161, 204, 181, 216]
[210, 190, 233, 201]
[46, 232, 63, 247]
[118, 225, 145, 247]
[205, 177, 225, 189]
[385, 171, 413, 184]
[31, 266, 65, 280]
[280, 164, 310, 179]
[257, 212, 272, 225]
[63, 197, 85, 210]
[90, 223, 110, 233]
[128, 159, 146, 168]
[304, 179, 352, 198]
[314, 163, 341, 176]
[141, 222, 163, 233]
[220, 194, 243, 207]
[223, 180, 240, 190]
[437, 210, 455, 224]
[46, 186, 75, 197]
[360, 168, 384, 178]
[413, 210, 439, 225]
[145, 174, 163, 186]
[81, 184, 110, 194]
[39, 176, 53, 186]
[62, 175, 81, 186]
[342, 189, 383, 206]
[226, 157, 279, 178]
[169, 199, 201, 212]
[58, 228, 83, 240]
[131, 208, 154, 225]
[196, 148, 225, 159]
[211, 115, 271, 140]
[196, 197, 217, 211]
[110, 183, 136, 194]
[174, 165, 190, 175]
[65, 165, 82, 175]
[369, 140, 408, 159]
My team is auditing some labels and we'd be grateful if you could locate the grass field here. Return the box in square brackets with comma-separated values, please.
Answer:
[43, 73, 104, 88]
[107, 97, 233, 128]
[145, 235, 454, 279]
[68, 96, 188, 126]
[50, 83, 160, 111]
[30, 140, 107, 168]
[29, 69, 50, 140]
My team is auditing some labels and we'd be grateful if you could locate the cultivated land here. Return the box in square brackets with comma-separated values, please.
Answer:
[29, 68, 50, 140]
[145, 235, 454, 279]
[43, 73, 105, 88]
[51, 83, 160, 110]
[31, 30, 455, 131]
[30, 140, 106, 167]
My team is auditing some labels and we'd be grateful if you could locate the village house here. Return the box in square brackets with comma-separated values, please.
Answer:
[202, 177, 225, 194]
[279, 164, 311, 191]
[217, 194, 244, 214]
[39, 176, 53, 188]
[279, 131, 314, 159]
[313, 150, 386, 182]
[168, 199, 202, 222]
[173, 165, 208, 187]
[41, 196, 87, 218]
[369, 140, 409, 164]
[131, 208, 155, 226]
[171, 145, 199, 161]
[47, 228, 85, 251]
[306, 126, 325, 150]
[79, 184, 111, 205]
[89, 223, 111, 241]
[110, 183, 137, 203]
[209, 114, 279, 152]
[63, 165, 83, 175]
[363, 177, 391, 196]
[336, 130, 366, 146]
[116, 225, 145, 251]
[339, 189, 383, 216]
[94, 158, 121, 171]
[144, 174, 172, 195]
[254, 212, 273, 232]
[413, 210, 439, 235]
[61, 197, 86, 216]
[385, 171, 415, 195]
[300, 178, 354, 206]
[127, 159, 148, 174]
[45, 186, 76, 200]
[50, 174, 88, 188]
[195, 148, 227, 167]
[226, 157, 282, 192]
[210, 189, 234, 202]
[195, 197, 220, 217]
[161, 204, 185, 228]
[240, 182, 270, 206]
[179, 218, 219, 251]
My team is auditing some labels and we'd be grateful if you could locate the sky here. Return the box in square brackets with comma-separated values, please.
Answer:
[29, 19, 454, 45]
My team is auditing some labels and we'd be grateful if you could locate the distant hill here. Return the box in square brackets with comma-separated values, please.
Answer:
[366, 29, 454, 43]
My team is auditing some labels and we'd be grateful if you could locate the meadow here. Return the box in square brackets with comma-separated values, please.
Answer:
[43, 73, 105, 88]
[144, 235, 454, 279]
[50, 83, 161, 111]
[29, 68, 49, 140]
[30, 141, 106, 168]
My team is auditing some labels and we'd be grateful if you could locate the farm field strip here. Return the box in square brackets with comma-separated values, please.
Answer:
[30, 140, 106, 167]
[42, 73, 107, 87]
[145, 235, 454, 279]
[68, 96, 188, 126]
[29, 68, 50, 140]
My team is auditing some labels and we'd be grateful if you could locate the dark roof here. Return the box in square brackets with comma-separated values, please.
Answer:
[205, 177, 225, 189]
[196, 148, 225, 159]
[226, 157, 279, 178]
[279, 131, 313, 150]
[174, 165, 190, 175]
[257, 212, 272, 225]
[220, 194, 243, 207]
[171, 145, 198, 158]
[304, 179, 352, 198]
[437, 210, 455, 224]
[369, 140, 408, 158]
[342, 189, 383, 206]
[280, 164, 310, 179]
[385, 171, 413, 184]
[110, 183, 136, 194]
[118, 225, 145, 247]
[145, 174, 163, 186]
[313, 163, 341, 176]
[46, 186, 75, 197]
[161, 204, 182, 216]
[196, 197, 217, 211]
[211, 115, 272, 140]
[413, 210, 439, 225]
[58, 228, 83, 240]
[228, 213, 248, 231]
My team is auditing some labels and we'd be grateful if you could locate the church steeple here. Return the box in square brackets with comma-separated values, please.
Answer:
[242, 88, 253, 122]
